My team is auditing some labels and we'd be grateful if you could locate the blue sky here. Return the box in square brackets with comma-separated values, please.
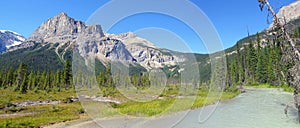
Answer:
[0, 0, 295, 53]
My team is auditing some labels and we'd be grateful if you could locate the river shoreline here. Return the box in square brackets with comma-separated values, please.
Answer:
[44, 88, 299, 128]
[44, 90, 241, 128]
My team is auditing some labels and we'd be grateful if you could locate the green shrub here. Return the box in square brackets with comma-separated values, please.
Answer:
[7, 106, 25, 113]
[50, 106, 61, 112]
[62, 97, 73, 103]
[77, 108, 85, 114]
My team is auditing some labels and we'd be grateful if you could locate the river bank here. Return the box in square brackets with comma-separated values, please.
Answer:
[46, 88, 299, 128]
[0, 87, 239, 127]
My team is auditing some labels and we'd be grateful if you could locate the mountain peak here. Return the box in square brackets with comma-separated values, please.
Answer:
[28, 12, 88, 43]
[57, 12, 68, 17]
[53, 12, 71, 20]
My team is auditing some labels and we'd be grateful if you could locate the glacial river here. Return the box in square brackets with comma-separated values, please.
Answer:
[57, 88, 299, 128]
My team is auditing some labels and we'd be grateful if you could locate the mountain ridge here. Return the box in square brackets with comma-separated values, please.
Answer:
[0, 30, 25, 53]
[0, 12, 187, 77]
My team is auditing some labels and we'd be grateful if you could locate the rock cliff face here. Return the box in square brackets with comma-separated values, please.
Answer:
[277, 0, 300, 23]
[0, 30, 25, 53]
[270, 0, 300, 28]
[28, 12, 104, 44]
[106, 32, 181, 69]
[28, 12, 179, 69]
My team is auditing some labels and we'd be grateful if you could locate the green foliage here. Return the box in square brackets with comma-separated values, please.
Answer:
[16, 63, 28, 93]
[7, 106, 25, 113]
[255, 48, 268, 83]
[0, 102, 82, 127]
[226, 31, 288, 89]
[128, 64, 147, 76]
[0, 43, 64, 71]
[229, 59, 238, 84]
[247, 41, 258, 82]
[63, 59, 72, 89]
[62, 97, 73, 103]
[293, 26, 300, 38]
[50, 105, 62, 112]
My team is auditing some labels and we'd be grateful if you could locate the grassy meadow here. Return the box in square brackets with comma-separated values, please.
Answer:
[0, 85, 241, 127]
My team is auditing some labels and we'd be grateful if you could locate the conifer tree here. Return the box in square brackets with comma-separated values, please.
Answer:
[256, 48, 268, 83]
[225, 54, 232, 87]
[267, 46, 276, 84]
[247, 41, 257, 83]
[64, 59, 72, 89]
[5, 68, 14, 88]
[40, 71, 47, 90]
[27, 71, 34, 90]
[20, 74, 28, 94]
[16, 63, 27, 92]
[230, 59, 238, 84]
[55, 70, 62, 91]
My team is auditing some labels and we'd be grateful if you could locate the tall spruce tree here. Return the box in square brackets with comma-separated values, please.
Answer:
[256, 48, 268, 83]
[247, 41, 257, 83]
[5, 68, 14, 88]
[267, 45, 276, 84]
[16, 63, 28, 93]
[27, 71, 35, 90]
[230, 59, 238, 84]
[64, 59, 72, 89]
[226, 54, 232, 87]
[255, 34, 267, 83]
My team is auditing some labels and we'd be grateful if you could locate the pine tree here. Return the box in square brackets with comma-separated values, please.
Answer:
[237, 42, 246, 86]
[55, 70, 62, 91]
[225, 54, 232, 87]
[267, 45, 276, 84]
[42, 71, 49, 90]
[98, 71, 105, 87]
[16, 63, 27, 92]
[64, 59, 72, 89]
[105, 66, 113, 87]
[255, 33, 268, 83]
[247, 41, 257, 83]
[20, 73, 28, 94]
[230, 59, 238, 84]
[27, 71, 34, 90]
[256, 33, 261, 53]
[243, 45, 250, 83]
[35, 71, 41, 90]
[256, 48, 268, 83]
[5, 68, 14, 88]
[47, 72, 53, 92]
[40, 71, 47, 90]
[274, 40, 283, 83]
[239, 49, 246, 84]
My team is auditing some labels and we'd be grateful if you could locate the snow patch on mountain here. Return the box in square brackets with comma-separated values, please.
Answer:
[0, 30, 26, 52]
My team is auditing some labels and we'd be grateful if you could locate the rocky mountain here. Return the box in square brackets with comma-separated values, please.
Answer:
[28, 12, 181, 70]
[0, 30, 25, 53]
[105, 32, 182, 69]
[28, 12, 94, 43]
[270, 0, 300, 28]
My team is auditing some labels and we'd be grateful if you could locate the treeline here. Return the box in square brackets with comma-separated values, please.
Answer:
[74, 66, 154, 97]
[0, 60, 72, 93]
[226, 31, 297, 87]
[0, 58, 154, 95]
